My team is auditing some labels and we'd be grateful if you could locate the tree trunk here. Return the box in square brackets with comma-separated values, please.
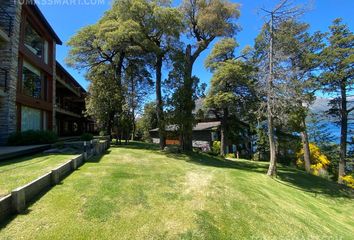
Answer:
[114, 52, 125, 146]
[220, 108, 229, 156]
[181, 44, 194, 151]
[267, 115, 277, 176]
[338, 82, 347, 184]
[300, 118, 311, 173]
[156, 54, 166, 150]
[131, 113, 136, 141]
[267, 13, 277, 177]
[130, 74, 135, 141]
[107, 112, 114, 139]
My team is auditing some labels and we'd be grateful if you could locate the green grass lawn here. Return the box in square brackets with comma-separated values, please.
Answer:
[0, 153, 76, 197]
[0, 142, 353, 239]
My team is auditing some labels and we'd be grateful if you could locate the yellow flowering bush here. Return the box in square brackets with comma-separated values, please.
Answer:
[296, 143, 330, 175]
[225, 153, 236, 158]
[341, 175, 354, 189]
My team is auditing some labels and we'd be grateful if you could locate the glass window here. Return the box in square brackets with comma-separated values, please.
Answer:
[211, 131, 218, 141]
[21, 106, 41, 131]
[24, 21, 44, 58]
[22, 61, 42, 99]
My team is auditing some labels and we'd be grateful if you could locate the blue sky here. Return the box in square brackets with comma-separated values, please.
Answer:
[37, 0, 354, 92]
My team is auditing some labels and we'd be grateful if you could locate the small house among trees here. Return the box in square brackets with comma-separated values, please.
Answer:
[150, 120, 252, 157]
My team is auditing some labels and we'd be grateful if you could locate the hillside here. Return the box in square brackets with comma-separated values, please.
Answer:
[1, 142, 353, 239]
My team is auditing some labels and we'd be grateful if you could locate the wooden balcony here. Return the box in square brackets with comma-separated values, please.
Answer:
[55, 105, 82, 118]
[56, 76, 81, 97]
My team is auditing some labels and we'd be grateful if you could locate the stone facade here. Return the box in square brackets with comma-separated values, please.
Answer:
[0, 3, 92, 145]
[0, 1, 22, 144]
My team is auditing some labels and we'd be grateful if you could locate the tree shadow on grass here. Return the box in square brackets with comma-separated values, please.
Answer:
[110, 142, 268, 173]
[109, 141, 160, 151]
[0, 152, 108, 228]
[183, 152, 353, 199]
[0, 153, 76, 172]
[85, 150, 111, 163]
[171, 151, 269, 174]
[275, 168, 353, 199]
[116, 141, 354, 199]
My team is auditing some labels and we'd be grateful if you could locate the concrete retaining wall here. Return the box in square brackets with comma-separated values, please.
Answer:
[0, 140, 109, 222]
[23, 173, 52, 202]
[0, 194, 12, 222]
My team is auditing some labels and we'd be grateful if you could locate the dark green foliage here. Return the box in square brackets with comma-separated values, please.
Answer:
[212, 141, 221, 155]
[80, 133, 94, 141]
[136, 102, 158, 142]
[253, 125, 270, 161]
[7, 130, 58, 146]
[318, 18, 354, 182]
[307, 113, 336, 147]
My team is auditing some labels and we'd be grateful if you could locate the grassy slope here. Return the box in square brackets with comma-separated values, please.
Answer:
[0, 142, 353, 239]
[0, 153, 76, 197]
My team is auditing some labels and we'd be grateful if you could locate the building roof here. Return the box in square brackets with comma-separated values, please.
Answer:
[193, 121, 221, 131]
[28, 3, 62, 44]
[150, 121, 221, 132]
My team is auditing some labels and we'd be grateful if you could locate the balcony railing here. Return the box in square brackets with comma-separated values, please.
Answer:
[0, 67, 8, 91]
[55, 102, 84, 117]
[57, 76, 82, 97]
[0, 6, 13, 37]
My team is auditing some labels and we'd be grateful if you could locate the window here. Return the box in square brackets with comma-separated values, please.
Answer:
[22, 61, 42, 99]
[211, 131, 218, 141]
[21, 106, 41, 131]
[24, 21, 45, 58]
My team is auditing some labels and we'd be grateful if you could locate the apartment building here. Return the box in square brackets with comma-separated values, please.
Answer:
[55, 62, 94, 137]
[0, 1, 92, 144]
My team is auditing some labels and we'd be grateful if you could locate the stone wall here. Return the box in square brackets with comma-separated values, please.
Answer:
[0, 1, 22, 144]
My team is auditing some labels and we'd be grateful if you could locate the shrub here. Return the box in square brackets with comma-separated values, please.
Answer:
[80, 133, 94, 141]
[212, 141, 221, 155]
[341, 175, 354, 189]
[164, 146, 181, 153]
[225, 153, 236, 158]
[7, 130, 58, 146]
[296, 143, 330, 176]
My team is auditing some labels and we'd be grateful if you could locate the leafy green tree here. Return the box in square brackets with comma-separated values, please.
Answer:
[136, 102, 158, 141]
[307, 112, 336, 148]
[124, 59, 154, 140]
[204, 38, 255, 156]
[85, 66, 121, 136]
[112, 0, 183, 149]
[67, 3, 142, 143]
[178, 0, 240, 151]
[318, 18, 354, 183]
[274, 20, 324, 173]
[254, 0, 305, 176]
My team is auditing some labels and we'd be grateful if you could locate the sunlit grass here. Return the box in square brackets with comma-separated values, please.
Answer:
[0, 142, 353, 239]
[0, 153, 76, 197]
